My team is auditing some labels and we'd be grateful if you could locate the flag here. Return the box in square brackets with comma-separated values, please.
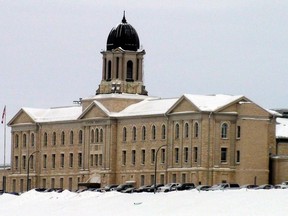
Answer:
[1, 105, 6, 124]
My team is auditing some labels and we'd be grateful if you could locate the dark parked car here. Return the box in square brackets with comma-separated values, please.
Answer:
[146, 184, 164, 192]
[114, 183, 134, 192]
[196, 185, 211, 191]
[122, 187, 135, 193]
[174, 183, 195, 191]
[102, 184, 119, 192]
[255, 184, 274, 190]
[240, 184, 258, 189]
[134, 185, 152, 193]
[209, 183, 240, 191]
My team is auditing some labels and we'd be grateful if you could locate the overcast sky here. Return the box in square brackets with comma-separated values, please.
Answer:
[1, 0, 288, 163]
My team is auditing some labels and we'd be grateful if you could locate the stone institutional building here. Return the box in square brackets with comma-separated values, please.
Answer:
[5, 15, 280, 192]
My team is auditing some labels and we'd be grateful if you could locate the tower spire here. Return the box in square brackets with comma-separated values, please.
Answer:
[122, 11, 127, 23]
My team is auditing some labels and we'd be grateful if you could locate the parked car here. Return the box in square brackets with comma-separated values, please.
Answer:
[196, 185, 211, 191]
[134, 185, 152, 193]
[146, 184, 164, 193]
[114, 183, 134, 192]
[102, 184, 119, 192]
[122, 187, 135, 193]
[174, 183, 195, 191]
[158, 183, 181, 192]
[240, 184, 258, 189]
[255, 184, 274, 190]
[274, 184, 288, 189]
[209, 183, 240, 191]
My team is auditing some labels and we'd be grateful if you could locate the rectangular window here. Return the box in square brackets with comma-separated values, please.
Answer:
[99, 154, 103, 166]
[42, 178, 46, 188]
[132, 150, 136, 165]
[69, 177, 73, 191]
[161, 149, 165, 163]
[237, 126, 241, 139]
[184, 147, 188, 163]
[193, 147, 198, 163]
[20, 179, 24, 192]
[175, 148, 179, 163]
[182, 173, 186, 183]
[151, 149, 155, 164]
[14, 156, 19, 170]
[22, 155, 26, 169]
[140, 175, 145, 186]
[60, 153, 64, 168]
[52, 154, 56, 169]
[51, 178, 55, 189]
[236, 150, 240, 163]
[78, 153, 82, 168]
[69, 153, 73, 168]
[221, 147, 228, 163]
[95, 154, 98, 166]
[141, 149, 145, 165]
[172, 174, 177, 183]
[90, 155, 94, 166]
[150, 175, 155, 185]
[160, 174, 165, 184]
[43, 154, 47, 169]
[60, 178, 64, 189]
[122, 151, 126, 165]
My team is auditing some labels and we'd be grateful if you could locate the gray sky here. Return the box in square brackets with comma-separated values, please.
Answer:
[1, 0, 288, 163]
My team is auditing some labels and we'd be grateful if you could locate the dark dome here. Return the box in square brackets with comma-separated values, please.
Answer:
[106, 14, 140, 51]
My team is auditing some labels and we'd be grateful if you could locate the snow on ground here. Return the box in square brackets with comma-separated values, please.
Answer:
[0, 189, 287, 216]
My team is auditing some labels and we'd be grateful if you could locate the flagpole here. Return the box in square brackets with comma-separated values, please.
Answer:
[4, 109, 6, 169]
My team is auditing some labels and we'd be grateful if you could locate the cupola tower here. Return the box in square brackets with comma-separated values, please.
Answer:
[96, 13, 148, 95]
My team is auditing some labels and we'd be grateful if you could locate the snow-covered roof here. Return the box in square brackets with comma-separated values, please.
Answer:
[82, 93, 158, 101]
[184, 94, 245, 111]
[23, 106, 82, 123]
[276, 117, 288, 139]
[115, 98, 178, 117]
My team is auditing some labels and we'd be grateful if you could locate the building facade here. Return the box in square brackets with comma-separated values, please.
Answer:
[6, 15, 277, 192]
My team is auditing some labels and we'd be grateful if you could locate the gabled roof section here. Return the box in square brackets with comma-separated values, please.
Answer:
[78, 101, 110, 120]
[276, 117, 288, 139]
[116, 98, 178, 117]
[9, 106, 82, 125]
[184, 94, 245, 112]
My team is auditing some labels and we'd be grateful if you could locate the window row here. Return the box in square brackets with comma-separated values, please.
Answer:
[90, 128, 104, 143]
[43, 130, 83, 147]
[14, 153, 82, 170]
[174, 122, 200, 139]
[14, 133, 35, 148]
[220, 123, 241, 139]
[90, 154, 103, 167]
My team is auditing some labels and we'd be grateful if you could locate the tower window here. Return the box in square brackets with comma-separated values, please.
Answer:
[126, 60, 133, 81]
[221, 123, 228, 139]
[107, 60, 112, 81]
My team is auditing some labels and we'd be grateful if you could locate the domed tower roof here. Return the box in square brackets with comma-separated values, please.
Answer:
[106, 13, 140, 51]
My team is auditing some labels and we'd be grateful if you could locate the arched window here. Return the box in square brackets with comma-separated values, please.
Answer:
[126, 60, 133, 81]
[107, 60, 112, 81]
[31, 133, 35, 146]
[52, 132, 57, 145]
[100, 129, 103, 142]
[221, 123, 228, 139]
[61, 131, 65, 145]
[184, 123, 189, 138]
[175, 123, 180, 139]
[132, 126, 137, 141]
[116, 57, 119, 78]
[123, 127, 127, 142]
[15, 134, 19, 148]
[161, 125, 166, 139]
[23, 134, 27, 148]
[194, 122, 199, 138]
[96, 128, 99, 143]
[142, 126, 146, 141]
[152, 125, 156, 140]
[70, 131, 74, 145]
[43, 132, 47, 146]
[78, 130, 83, 144]
[91, 129, 95, 143]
